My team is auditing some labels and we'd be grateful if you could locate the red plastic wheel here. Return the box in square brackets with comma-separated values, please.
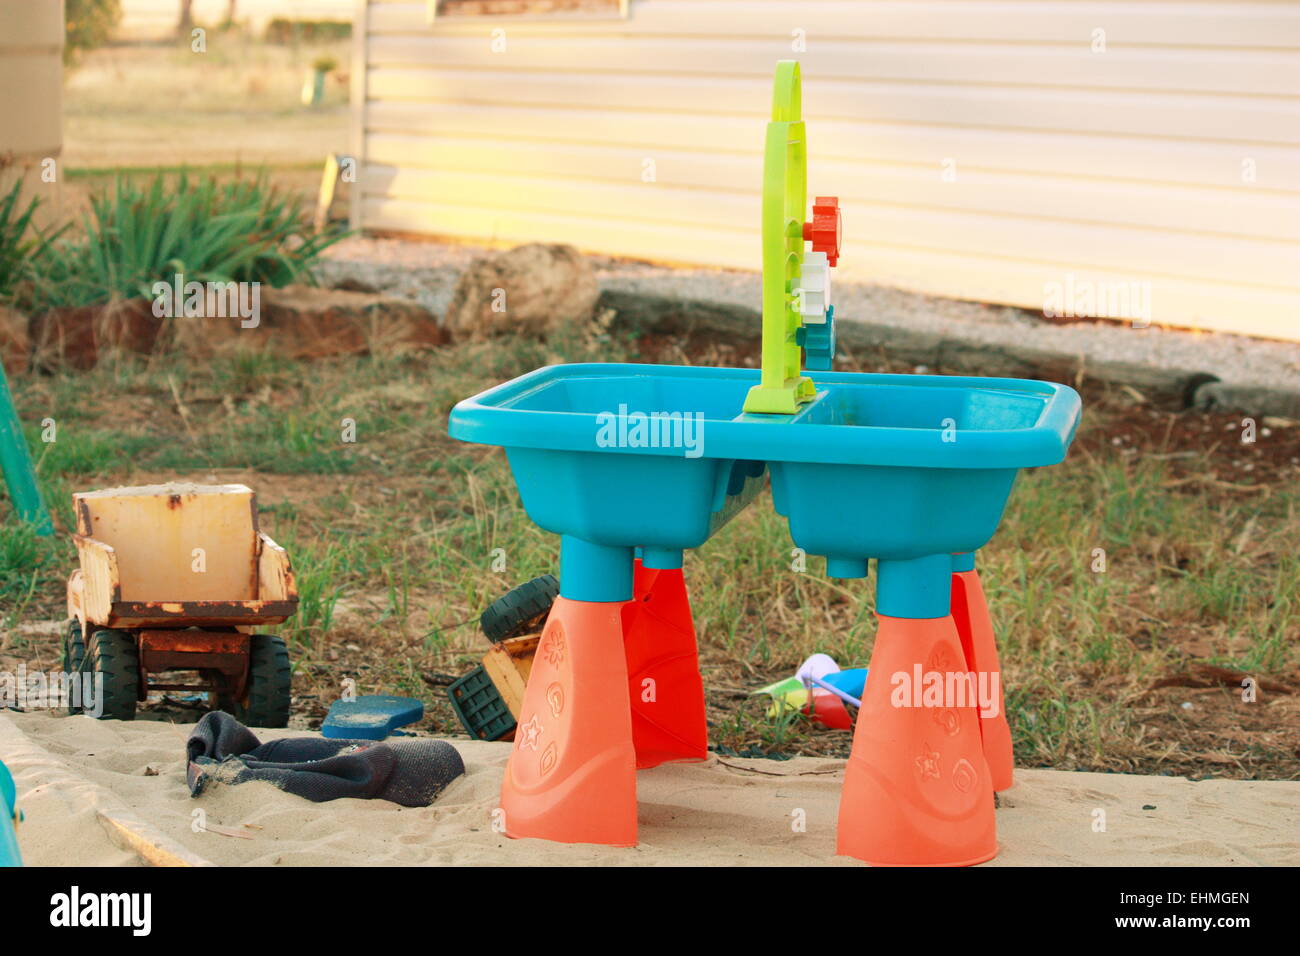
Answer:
[802, 196, 842, 266]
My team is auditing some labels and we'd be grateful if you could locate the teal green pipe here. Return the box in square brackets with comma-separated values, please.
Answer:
[560, 536, 633, 602]
[877, 553, 954, 619]
[0, 362, 52, 535]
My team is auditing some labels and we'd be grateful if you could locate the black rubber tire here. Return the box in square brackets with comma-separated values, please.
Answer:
[222, 634, 292, 728]
[86, 629, 140, 721]
[479, 574, 559, 643]
[62, 620, 87, 715]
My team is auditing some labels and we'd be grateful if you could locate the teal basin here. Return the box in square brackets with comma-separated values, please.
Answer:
[449, 363, 1081, 607]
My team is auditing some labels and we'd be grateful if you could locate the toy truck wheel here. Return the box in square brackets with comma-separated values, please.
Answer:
[86, 629, 141, 721]
[480, 574, 559, 643]
[62, 620, 87, 715]
[221, 634, 291, 728]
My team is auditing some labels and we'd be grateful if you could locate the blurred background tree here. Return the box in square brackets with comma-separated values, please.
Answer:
[64, 0, 122, 67]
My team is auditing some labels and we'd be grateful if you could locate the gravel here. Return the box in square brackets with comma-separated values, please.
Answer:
[320, 237, 1300, 398]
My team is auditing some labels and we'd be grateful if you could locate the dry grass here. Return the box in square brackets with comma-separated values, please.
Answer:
[63, 35, 350, 172]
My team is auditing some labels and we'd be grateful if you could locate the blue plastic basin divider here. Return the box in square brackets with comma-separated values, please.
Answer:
[448, 363, 1083, 618]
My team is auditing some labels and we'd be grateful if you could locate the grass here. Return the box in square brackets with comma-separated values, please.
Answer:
[1, 329, 1296, 780]
[0, 523, 58, 629]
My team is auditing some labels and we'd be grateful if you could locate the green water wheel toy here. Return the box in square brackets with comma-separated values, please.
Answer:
[743, 60, 843, 415]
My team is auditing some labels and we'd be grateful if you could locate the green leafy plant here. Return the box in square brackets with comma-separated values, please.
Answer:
[25, 171, 347, 312]
[0, 177, 61, 300]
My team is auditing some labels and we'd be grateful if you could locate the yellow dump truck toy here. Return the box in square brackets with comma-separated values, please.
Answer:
[64, 483, 298, 726]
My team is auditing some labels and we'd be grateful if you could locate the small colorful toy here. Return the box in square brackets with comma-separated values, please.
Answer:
[448, 61, 1080, 864]
[756, 653, 866, 730]
[63, 483, 298, 726]
[0, 759, 21, 867]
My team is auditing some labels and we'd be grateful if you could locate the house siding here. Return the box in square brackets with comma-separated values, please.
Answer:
[355, 0, 1300, 340]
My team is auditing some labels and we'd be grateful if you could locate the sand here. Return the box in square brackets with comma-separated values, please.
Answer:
[2, 710, 1296, 867]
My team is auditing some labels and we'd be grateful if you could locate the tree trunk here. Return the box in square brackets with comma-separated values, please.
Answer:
[177, 0, 194, 37]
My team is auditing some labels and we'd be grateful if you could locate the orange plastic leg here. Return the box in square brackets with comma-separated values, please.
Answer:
[499, 597, 638, 846]
[623, 563, 708, 769]
[837, 614, 998, 866]
[950, 569, 1015, 792]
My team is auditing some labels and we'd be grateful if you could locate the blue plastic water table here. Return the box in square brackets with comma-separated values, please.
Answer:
[449, 363, 1079, 613]
[446, 60, 1083, 864]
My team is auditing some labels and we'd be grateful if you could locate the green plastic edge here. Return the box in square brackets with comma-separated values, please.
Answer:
[743, 60, 816, 415]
